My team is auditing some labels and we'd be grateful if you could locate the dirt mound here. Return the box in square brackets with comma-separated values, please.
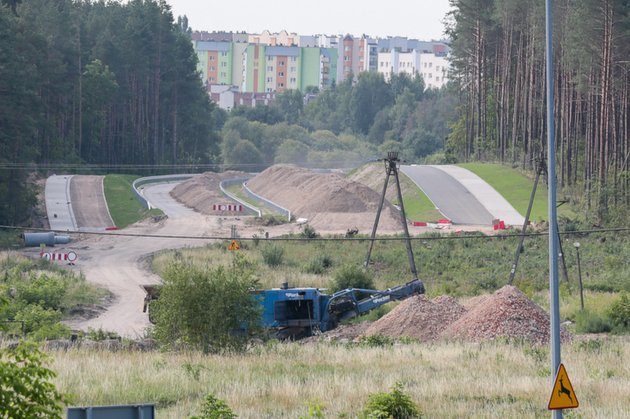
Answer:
[170, 171, 249, 215]
[348, 163, 411, 203]
[365, 295, 467, 342]
[442, 285, 572, 344]
[246, 165, 401, 230]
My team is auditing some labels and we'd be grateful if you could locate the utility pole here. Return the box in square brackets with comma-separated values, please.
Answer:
[545, 0, 562, 417]
[365, 152, 418, 280]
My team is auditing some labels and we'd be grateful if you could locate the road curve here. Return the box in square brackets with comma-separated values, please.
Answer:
[66, 182, 215, 337]
[401, 165, 494, 225]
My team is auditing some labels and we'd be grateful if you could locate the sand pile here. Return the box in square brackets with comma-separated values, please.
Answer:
[442, 285, 572, 344]
[246, 165, 402, 230]
[170, 171, 249, 214]
[365, 295, 467, 342]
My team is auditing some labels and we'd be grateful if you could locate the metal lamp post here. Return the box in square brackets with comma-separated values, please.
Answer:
[574, 242, 584, 311]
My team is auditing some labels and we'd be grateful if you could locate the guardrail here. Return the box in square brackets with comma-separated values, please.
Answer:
[219, 178, 262, 217]
[242, 181, 292, 221]
[131, 174, 195, 209]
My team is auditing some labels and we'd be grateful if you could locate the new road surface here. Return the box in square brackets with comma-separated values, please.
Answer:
[401, 165, 495, 225]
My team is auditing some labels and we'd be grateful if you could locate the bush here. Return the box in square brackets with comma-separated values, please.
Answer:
[0, 342, 64, 419]
[301, 224, 318, 239]
[358, 334, 394, 348]
[261, 244, 284, 267]
[152, 255, 261, 353]
[574, 310, 612, 334]
[362, 382, 421, 418]
[607, 292, 630, 332]
[330, 265, 374, 293]
[303, 254, 334, 275]
[191, 393, 236, 419]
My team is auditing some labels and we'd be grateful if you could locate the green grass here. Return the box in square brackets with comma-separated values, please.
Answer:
[458, 163, 575, 222]
[103, 174, 163, 229]
[49, 338, 630, 417]
[0, 229, 22, 250]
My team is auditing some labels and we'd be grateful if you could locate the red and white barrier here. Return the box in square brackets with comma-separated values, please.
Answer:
[212, 204, 244, 212]
[41, 251, 78, 263]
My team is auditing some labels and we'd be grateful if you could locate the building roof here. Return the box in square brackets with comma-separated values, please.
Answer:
[196, 41, 231, 52]
[265, 46, 300, 57]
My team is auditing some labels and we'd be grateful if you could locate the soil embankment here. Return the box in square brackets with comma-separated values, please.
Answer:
[246, 165, 402, 231]
[170, 171, 249, 215]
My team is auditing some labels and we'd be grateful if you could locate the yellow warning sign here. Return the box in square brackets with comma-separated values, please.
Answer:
[548, 363, 579, 410]
[228, 240, 240, 251]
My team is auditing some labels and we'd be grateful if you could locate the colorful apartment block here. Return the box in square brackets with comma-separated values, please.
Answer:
[192, 31, 449, 108]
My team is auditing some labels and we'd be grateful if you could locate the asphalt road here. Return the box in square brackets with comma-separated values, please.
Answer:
[142, 182, 197, 219]
[70, 175, 115, 229]
[45, 175, 77, 231]
[401, 165, 494, 225]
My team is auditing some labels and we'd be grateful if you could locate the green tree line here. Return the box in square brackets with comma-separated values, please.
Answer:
[446, 0, 629, 219]
[0, 0, 220, 225]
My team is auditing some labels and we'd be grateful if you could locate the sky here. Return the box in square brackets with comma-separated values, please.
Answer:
[167, 0, 453, 40]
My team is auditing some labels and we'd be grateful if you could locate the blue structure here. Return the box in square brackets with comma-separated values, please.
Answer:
[253, 279, 424, 339]
[67, 404, 155, 419]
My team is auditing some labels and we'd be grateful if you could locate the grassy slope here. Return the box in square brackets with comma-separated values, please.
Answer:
[458, 163, 575, 222]
[225, 184, 269, 215]
[103, 175, 162, 228]
[51, 338, 629, 417]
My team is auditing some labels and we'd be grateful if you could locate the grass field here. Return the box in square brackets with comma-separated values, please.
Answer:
[50, 337, 630, 417]
[103, 175, 163, 228]
[458, 163, 576, 222]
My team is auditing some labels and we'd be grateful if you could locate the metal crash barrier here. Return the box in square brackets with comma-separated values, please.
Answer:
[67, 404, 155, 419]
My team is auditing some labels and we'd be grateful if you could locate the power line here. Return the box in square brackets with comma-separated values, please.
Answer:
[2, 224, 629, 242]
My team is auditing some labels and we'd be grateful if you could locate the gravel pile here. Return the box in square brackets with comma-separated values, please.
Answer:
[246, 165, 401, 231]
[364, 295, 467, 342]
[441, 285, 572, 344]
[170, 171, 249, 215]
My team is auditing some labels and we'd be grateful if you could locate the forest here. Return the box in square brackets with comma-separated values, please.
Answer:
[446, 0, 629, 220]
[1, 0, 628, 226]
[0, 0, 220, 224]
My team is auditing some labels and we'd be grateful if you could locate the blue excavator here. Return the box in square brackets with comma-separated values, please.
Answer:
[252, 279, 424, 339]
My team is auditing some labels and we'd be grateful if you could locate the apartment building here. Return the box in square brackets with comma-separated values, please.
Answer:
[192, 31, 449, 108]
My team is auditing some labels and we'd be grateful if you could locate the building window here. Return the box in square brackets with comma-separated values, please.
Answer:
[267, 77, 273, 82]
[290, 67, 296, 72]
[290, 77, 296, 83]
[279, 83, 284, 87]
[279, 72, 284, 76]
[436, 77, 440, 81]
[436, 66, 440, 71]
[221, 72, 226, 77]
[209, 56, 215, 61]
[291, 56, 297, 62]
[429, 62, 433, 68]
[267, 66, 273, 71]
[210, 66, 215, 71]
[209, 77, 215, 82]
[344, 45, 350, 51]
[279, 61, 285, 66]
[221, 62, 227, 67]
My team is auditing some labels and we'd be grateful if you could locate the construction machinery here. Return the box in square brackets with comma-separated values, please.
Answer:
[143, 279, 424, 339]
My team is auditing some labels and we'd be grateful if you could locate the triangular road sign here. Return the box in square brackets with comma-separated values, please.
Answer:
[548, 363, 579, 410]
[228, 240, 240, 251]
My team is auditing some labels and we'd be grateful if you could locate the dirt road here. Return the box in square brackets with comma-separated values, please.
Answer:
[70, 175, 115, 229]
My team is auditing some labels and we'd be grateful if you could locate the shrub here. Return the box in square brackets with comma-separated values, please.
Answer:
[358, 334, 394, 348]
[303, 254, 334, 275]
[330, 265, 374, 293]
[574, 310, 612, 334]
[607, 292, 630, 332]
[301, 224, 318, 239]
[362, 382, 421, 418]
[0, 342, 64, 419]
[191, 393, 236, 419]
[152, 255, 261, 353]
[261, 244, 284, 267]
